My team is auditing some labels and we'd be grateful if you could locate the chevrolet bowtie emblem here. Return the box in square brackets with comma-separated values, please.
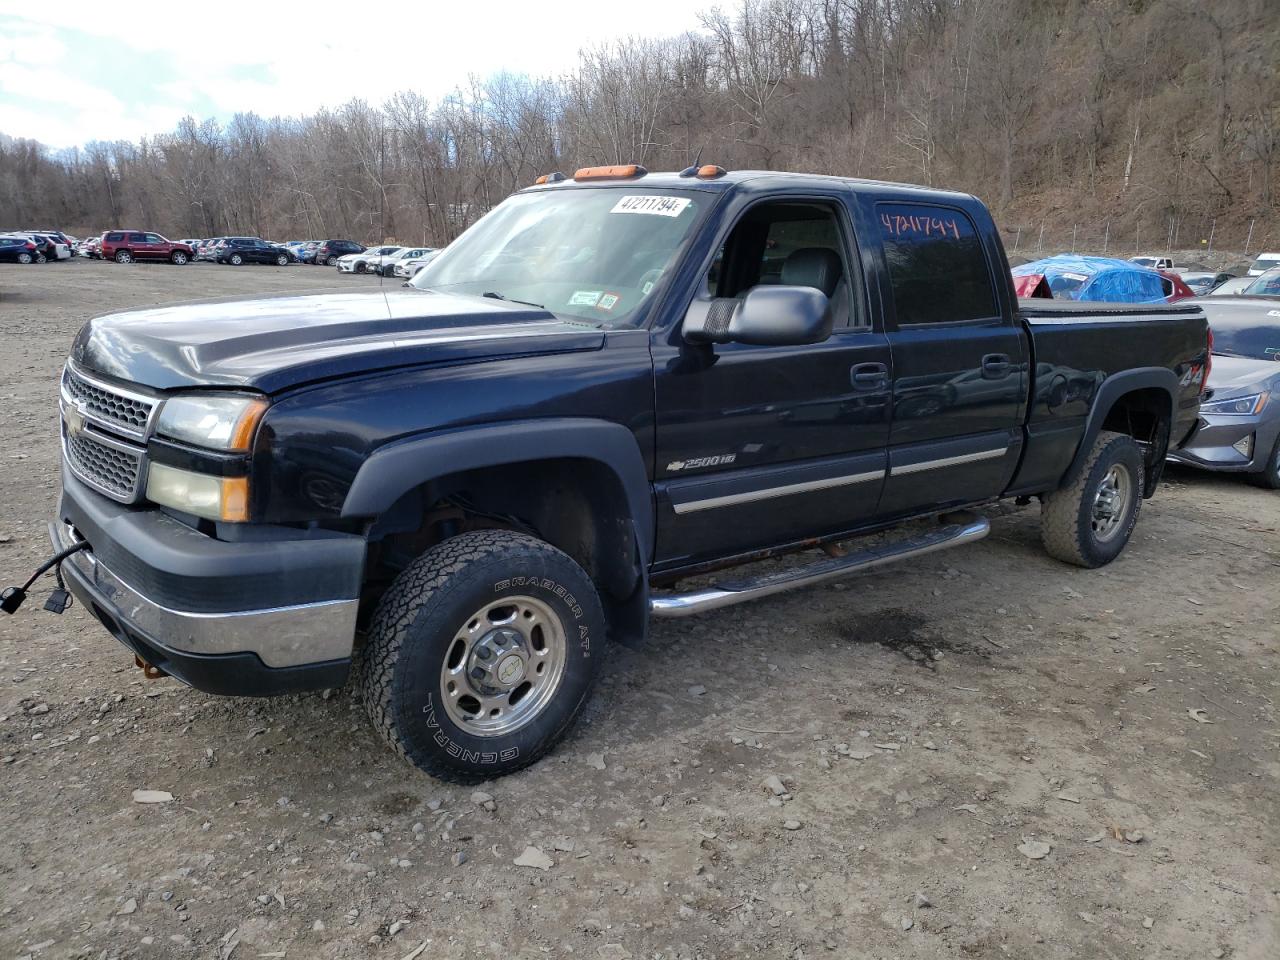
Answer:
[65, 401, 87, 437]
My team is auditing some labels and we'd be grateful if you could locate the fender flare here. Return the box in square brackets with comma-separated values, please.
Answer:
[340, 418, 655, 563]
[1062, 367, 1178, 488]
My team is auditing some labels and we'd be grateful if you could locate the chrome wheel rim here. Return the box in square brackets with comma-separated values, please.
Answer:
[1091, 465, 1132, 542]
[439, 595, 567, 737]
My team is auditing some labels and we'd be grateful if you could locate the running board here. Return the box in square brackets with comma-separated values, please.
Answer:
[649, 517, 990, 618]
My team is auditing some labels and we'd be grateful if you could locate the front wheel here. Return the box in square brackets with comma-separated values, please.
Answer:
[316, 255, 328, 266]
[275, 253, 289, 266]
[170, 251, 188, 264]
[1248, 434, 1280, 490]
[1041, 430, 1144, 567]
[361, 530, 606, 781]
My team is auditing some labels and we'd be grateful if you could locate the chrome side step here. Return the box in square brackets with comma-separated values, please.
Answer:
[649, 517, 990, 618]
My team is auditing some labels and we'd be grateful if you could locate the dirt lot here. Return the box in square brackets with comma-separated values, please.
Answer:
[0, 260, 1276, 960]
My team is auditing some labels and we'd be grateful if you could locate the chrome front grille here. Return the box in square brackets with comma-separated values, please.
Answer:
[60, 363, 156, 504]
[62, 366, 155, 437]
[64, 430, 143, 500]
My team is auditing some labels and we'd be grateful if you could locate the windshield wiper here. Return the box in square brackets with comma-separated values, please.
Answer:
[482, 291, 545, 309]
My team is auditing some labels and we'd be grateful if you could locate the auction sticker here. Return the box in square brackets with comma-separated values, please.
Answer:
[610, 196, 691, 218]
[569, 290, 602, 307]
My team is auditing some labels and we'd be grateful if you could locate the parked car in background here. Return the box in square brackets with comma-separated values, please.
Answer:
[100, 231, 194, 264]
[0, 235, 40, 263]
[290, 241, 319, 264]
[216, 237, 295, 266]
[335, 244, 397, 273]
[78, 237, 101, 258]
[32, 233, 73, 260]
[313, 239, 365, 266]
[1207, 276, 1252, 296]
[19, 234, 58, 262]
[195, 238, 226, 262]
[1247, 252, 1280, 276]
[1131, 255, 1174, 270]
[1012, 255, 1169, 303]
[27, 229, 75, 252]
[393, 248, 440, 279]
[1181, 271, 1236, 295]
[1171, 294, 1280, 487]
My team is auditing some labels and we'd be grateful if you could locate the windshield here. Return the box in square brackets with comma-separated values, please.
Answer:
[1243, 270, 1280, 296]
[409, 187, 705, 327]
[1212, 320, 1280, 361]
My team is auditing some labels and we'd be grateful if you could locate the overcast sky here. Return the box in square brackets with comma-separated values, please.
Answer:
[0, 3, 707, 149]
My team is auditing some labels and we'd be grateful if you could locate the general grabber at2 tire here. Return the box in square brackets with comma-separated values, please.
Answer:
[361, 530, 606, 781]
[1040, 430, 1144, 568]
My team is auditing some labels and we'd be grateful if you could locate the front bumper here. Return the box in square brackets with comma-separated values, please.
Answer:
[54, 468, 365, 696]
[335, 260, 357, 272]
[1167, 412, 1278, 473]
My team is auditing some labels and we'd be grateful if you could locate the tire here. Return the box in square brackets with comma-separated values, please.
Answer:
[361, 530, 606, 781]
[316, 255, 328, 266]
[355, 261, 367, 274]
[1041, 430, 1144, 568]
[1247, 434, 1280, 490]
[275, 253, 289, 266]
[17, 252, 32, 264]
[170, 251, 188, 265]
[36, 253, 47, 264]
[229, 253, 243, 266]
[114, 250, 132, 264]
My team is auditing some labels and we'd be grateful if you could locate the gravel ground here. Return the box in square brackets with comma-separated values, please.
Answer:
[0, 259, 1276, 960]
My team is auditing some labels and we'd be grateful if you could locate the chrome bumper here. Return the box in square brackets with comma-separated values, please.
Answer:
[51, 520, 359, 669]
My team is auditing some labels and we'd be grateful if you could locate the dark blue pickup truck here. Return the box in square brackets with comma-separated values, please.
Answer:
[31, 166, 1210, 780]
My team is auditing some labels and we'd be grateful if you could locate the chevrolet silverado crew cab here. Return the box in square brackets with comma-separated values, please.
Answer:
[33, 166, 1209, 780]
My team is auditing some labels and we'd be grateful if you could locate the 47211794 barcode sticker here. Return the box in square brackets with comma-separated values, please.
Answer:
[610, 196, 692, 218]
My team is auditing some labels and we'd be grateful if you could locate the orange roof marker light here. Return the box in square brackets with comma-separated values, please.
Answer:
[679, 163, 728, 179]
[534, 172, 566, 185]
[573, 164, 648, 181]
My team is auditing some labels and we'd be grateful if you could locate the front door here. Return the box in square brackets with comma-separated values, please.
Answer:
[652, 194, 892, 571]
[870, 200, 1026, 518]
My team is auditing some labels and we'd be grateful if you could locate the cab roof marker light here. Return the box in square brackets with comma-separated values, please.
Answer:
[696, 165, 728, 179]
[573, 164, 647, 181]
[534, 172, 566, 185]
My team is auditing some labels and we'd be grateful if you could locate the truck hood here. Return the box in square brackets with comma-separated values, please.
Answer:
[71, 290, 605, 393]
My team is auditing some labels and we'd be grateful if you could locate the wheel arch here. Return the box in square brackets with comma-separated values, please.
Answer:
[342, 419, 654, 643]
[1063, 368, 1177, 498]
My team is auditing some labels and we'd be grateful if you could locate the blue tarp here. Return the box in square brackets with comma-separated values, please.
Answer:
[1011, 255, 1167, 303]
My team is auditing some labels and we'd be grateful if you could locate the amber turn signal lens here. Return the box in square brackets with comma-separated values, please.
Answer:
[229, 398, 269, 452]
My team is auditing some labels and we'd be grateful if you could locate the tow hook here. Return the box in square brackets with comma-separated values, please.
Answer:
[135, 655, 167, 680]
[2, 540, 91, 616]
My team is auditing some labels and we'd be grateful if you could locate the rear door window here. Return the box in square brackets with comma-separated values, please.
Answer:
[876, 203, 997, 325]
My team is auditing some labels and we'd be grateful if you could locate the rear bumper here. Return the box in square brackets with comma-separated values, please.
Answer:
[54, 468, 365, 696]
[1167, 412, 1279, 473]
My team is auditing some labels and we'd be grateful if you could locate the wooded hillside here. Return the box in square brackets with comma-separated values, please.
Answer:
[2, 0, 1276, 252]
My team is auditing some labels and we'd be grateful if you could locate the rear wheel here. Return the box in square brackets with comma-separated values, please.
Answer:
[1041, 431, 1144, 567]
[361, 530, 606, 781]
[114, 250, 132, 264]
[1248, 434, 1280, 489]
[16, 252, 32, 264]
[316, 255, 328, 266]
[229, 253, 244, 266]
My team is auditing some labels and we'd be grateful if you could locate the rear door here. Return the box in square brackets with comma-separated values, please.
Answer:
[871, 200, 1026, 517]
[652, 190, 892, 570]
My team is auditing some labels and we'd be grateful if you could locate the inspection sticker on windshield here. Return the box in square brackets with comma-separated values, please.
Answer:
[597, 292, 621, 311]
[569, 290, 602, 307]
[611, 195, 691, 218]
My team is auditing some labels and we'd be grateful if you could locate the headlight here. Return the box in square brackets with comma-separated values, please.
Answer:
[1201, 393, 1267, 416]
[155, 393, 267, 450]
[146, 462, 249, 521]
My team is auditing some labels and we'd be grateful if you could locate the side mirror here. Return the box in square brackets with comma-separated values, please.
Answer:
[684, 286, 834, 347]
